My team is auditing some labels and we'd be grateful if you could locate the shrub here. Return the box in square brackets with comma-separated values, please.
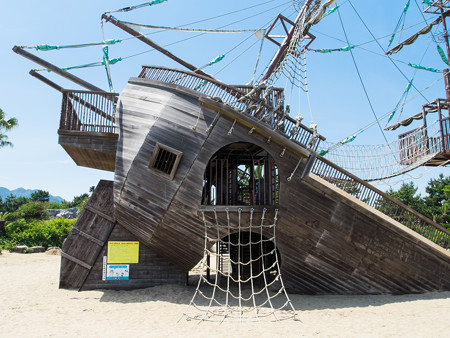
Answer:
[46, 201, 70, 209]
[0, 238, 18, 252]
[8, 201, 50, 221]
[5, 218, 75, 248]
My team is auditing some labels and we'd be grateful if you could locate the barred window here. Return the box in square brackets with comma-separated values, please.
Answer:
[149, 143, 183, 180]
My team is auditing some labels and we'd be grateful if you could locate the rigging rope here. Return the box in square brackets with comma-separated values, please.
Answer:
[118, 21, 265, 35]
[387, 79, 414, 124]
[34, 57, 122, 72]
[387, 0, 411, 50]
[180, 208, 297, 322]
[386, 9, 448, 55]
[348, 0, 430, 107]
[318, 72, 444, 158]
[20, 39, 122, 51]
[105, 0, 167, 14]
[317, 118, 445, 181]
[337, 4, 391, 148]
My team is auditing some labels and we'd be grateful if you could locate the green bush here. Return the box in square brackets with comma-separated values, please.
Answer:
[5, 218, 75, 248]
[7, 201, 50, 221]
[46, 201, 70, 209]
[0, 238, 18, 252]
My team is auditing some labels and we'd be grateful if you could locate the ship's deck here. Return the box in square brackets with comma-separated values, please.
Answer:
[56, 65, 450, 251]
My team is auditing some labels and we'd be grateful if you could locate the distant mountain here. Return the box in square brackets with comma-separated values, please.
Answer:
[0, 187, 65, 203]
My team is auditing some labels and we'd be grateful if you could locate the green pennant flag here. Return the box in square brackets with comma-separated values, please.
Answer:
[208, 54, 225, 66]
[310, 45, 355, 53]
[437, 45, 449, 65]
[36, 45, 60, 51]
[408, 63, 441, 73]
[340, 135, 356, 145]
[324, 5, 339, 17]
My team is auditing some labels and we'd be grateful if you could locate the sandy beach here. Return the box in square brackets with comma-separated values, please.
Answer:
[0, 250, 449, 337]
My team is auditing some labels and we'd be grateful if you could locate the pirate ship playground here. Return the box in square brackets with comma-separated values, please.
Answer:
[13, 0, 450, 321]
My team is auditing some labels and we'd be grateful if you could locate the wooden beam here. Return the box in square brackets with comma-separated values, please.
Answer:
[29, 69, 64, 92]
[13, 46, 105, 92]
[101, 14, 213, 79]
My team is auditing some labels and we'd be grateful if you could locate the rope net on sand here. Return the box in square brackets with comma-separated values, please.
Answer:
[180, 207, 298, 323]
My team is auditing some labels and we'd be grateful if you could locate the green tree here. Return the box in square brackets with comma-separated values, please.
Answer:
[424, 174, 450, 222]
[386, 182, 427, 216]
[31, 190, 50, 202]
[0, 108, 18, 148]
[3, 194, 30, 213]
[419, 175, 450, 228]
[69, 193, 89, 208]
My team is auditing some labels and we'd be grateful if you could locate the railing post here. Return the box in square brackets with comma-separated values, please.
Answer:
[437, 100, 446, 152]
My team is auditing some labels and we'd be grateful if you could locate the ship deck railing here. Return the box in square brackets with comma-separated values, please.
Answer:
[56, 70, 449, 250]
[312, 155, 450, 249]
[138, 65, 325, 151]
[394, 98, 450, 167]
[60, 90, 118, 134]
[398, 116, 450, 165]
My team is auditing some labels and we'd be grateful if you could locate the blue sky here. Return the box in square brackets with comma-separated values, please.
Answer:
[1, 0, 448, 200]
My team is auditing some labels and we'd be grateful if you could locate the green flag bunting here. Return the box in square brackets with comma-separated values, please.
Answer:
[437, 45, 449, 65]
[340, 135, 357, 145]
[309, 45, 355, 53]
[208, 54, 225, 66]
[387, 79, 413, 123]
[408, 63, 442, 73]
[324, 5, 339, 17]
[35, 39, 122, 51]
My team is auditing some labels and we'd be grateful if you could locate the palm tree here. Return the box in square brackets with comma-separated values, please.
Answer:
[0, 108, 18, 148]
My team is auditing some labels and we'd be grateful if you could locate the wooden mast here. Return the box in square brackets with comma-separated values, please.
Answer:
[436, 0, 450, 105]
[13, 46, 106, 92]
[101, 14, 213, 79]
[260, 0, 315, 83]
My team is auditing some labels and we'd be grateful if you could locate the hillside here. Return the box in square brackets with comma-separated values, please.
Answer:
[0, 187, 65, 203]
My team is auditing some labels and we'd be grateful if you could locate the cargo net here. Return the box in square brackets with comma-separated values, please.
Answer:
[180, 208, 298, 323]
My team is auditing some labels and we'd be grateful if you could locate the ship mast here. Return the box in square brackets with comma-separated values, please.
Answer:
[260, 0, 316, 83]
[431, 0, 450, 101]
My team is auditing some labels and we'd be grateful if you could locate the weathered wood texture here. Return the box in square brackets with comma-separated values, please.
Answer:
[114, 79, 215, 245]
[81, 222, 186, 290]
[58, 130, 118, 172]
[60, 180, 115, 289]
[276, 175, 450, 294]
[106, 78, 450, 294]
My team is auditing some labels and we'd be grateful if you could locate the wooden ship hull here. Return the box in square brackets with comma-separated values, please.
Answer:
[13, 0, 450, 295]
[58, 67, 450, 294]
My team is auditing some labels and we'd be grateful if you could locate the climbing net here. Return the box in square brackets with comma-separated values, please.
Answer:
[317, 119, 444, 181]
[180, 208, 298, 323]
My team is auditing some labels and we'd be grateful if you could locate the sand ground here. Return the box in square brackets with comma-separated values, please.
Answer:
[0, 250, 449, 337]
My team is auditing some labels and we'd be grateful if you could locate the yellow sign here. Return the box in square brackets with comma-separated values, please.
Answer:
[107, 241, 139, 263]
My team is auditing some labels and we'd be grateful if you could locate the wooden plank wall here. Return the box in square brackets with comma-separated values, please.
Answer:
[81, 222, 186, 290]
[114, 79, 214, 244]
[151, 104, 306, 272]
[60, 180, 115, 289]
[58, 130, 118, 172]
[111, 78, 450, 294]
[276, 175, 450, 294]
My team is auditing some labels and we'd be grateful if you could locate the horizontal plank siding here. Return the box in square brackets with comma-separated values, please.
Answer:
[60, 78, 450, 294]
